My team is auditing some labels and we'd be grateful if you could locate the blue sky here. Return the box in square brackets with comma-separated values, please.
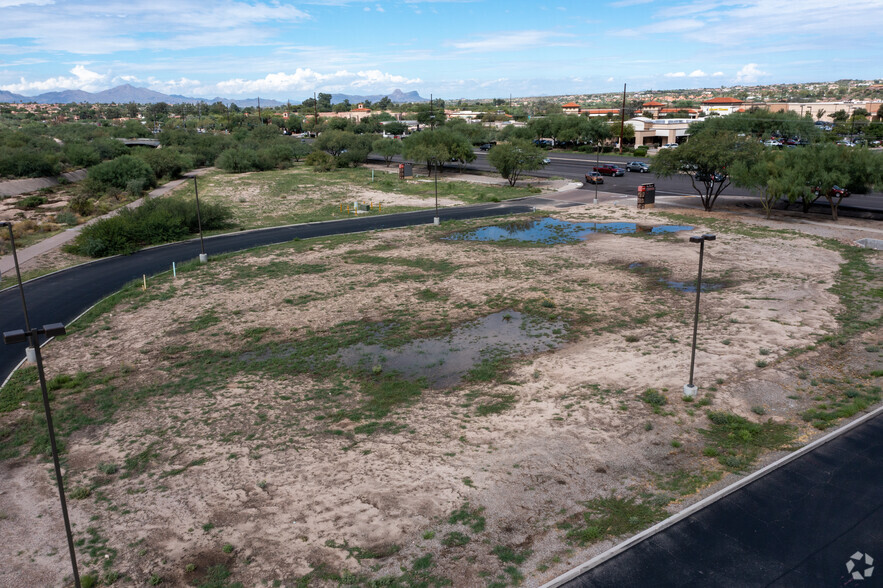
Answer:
[0, 0, 881, 101]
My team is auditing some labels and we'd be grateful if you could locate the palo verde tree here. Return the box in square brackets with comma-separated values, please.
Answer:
[401, 128, 471, 173]
[653, 129, 761, 211]
[487, 139, 546, 187]
[372, 137, 403, 166]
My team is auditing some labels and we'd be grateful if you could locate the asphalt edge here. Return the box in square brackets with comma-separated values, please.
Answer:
[540, 401, 883, 588]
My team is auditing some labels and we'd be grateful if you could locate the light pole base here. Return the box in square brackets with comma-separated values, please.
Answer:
[26, 346, 37, 364]
[433, 217, 440, 226]
[683, 384, 697, 398]
[199, 253, 208, 263]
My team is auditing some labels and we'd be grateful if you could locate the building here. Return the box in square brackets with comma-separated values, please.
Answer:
[627, 117, 691, 148]
[561, 102, 582, 115]
[700, 97, 745, 116]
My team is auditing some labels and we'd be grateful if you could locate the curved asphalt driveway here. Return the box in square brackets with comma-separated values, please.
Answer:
[0, 201, 532, 382]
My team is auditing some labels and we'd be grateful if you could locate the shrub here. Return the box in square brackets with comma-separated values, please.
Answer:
[55, 210, 79, 226]
[18, 195, 47, 209]
[126, 178, 146, 197]
[88, 155, 156, 192]
[135, 147, 193, 181]
[216, 148, 259, 173]
[634, 146, 649, 157]
[68, 194, 94, 216]
[69, 196, 233, 257]
[63, 142, 101, 168]
[305, 150, 336, 172]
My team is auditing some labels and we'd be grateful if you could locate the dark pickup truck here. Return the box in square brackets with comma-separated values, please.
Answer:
[593, 164, 625, 177]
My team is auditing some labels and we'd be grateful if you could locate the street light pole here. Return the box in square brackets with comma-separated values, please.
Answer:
[594, 143, 600, 204]
[1, 222, 81, 588]
[192, 177, 207, 263]
[434, 158, 440, 225]
[684, 234, 716, 398]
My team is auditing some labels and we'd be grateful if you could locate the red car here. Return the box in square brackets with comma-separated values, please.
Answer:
[813, 185, 850, 198]
[593, 164, 625, 177]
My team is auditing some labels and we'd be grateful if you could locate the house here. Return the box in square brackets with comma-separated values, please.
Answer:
[562, 102, 582, 115]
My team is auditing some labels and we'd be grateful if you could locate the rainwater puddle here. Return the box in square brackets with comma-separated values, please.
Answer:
[628, 262, 723, 293]
[445, 218, 693, 244]
[338, 311, 566, 389]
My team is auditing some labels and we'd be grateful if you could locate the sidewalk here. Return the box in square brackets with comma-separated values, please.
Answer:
[0, 171, 206, 276]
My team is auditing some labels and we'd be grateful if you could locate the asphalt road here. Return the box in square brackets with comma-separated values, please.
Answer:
[0, 201, 532, 383]
[431, 151, 883, 216]
[557, 409, 883, 587]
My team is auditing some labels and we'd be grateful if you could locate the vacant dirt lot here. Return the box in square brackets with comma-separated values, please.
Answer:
[2, 192, 882, 587]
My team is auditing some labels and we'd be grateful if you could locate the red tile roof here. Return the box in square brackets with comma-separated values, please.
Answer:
[643, 101, 665, 107]
[562, 102, 581, 108]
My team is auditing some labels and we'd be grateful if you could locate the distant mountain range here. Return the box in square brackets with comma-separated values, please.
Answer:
[0, 84, 427, 107]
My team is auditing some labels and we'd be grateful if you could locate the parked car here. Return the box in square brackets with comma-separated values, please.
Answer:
[695, 171, 726, 183]
[626, 161, 651, 173]
[813, 185, 850, 198]
[763, 139, 783, 147]
[659, 143, 678, 149]
[593, 164, 625, 177]
[479, 143, 493, 151]
[585, 171, 604, 184]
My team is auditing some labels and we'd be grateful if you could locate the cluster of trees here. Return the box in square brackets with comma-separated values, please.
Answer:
[653, 111, 883, 219]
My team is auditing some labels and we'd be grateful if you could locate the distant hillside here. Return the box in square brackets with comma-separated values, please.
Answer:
[0, 84, 426, 106]
[329, 89, 427, 104]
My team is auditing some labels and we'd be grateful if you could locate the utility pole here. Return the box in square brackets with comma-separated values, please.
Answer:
[619, 83, 626, 155]
[257, 96, 262, 125]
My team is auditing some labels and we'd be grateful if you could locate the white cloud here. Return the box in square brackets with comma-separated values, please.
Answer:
[211, 68, 422, 97]
[735, 63, 767, 83]
[449, 30, 577, 52]
[606, 77, 614, 82]
[1, 64, 109, 93]
[0, 0, 52, 6]
[664, 71, 686, 77]
[688, 69, 706, 77]
[712, 71, 724, 76]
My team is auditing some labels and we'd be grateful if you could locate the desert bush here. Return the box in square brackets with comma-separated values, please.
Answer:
[135, 147, 193, 181]
[87, 155, 156, 192]
[69, 196, 233, 257]
[68, 193, 94, 216]
[17, 195, 47, 209]
[63, 142, 101, 168]
[216, 148, 259, 173]
[305, 150, 336, 172]
[55, 210, 79, 226]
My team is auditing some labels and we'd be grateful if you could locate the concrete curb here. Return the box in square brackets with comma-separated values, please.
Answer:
[540, 402, 883, 587]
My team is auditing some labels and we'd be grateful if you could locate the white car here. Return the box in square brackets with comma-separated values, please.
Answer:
[542, 157, 551, 165]
[763, 139, 783, 147]
[660, 143, 678, 149]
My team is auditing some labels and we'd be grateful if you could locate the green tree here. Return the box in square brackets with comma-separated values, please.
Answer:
[372, 137, 402, 166]
[653, 130, 761, 211]
[414, 103, 446, 129]
[402, 129, 450, 172]
[486, 139, 546, 187]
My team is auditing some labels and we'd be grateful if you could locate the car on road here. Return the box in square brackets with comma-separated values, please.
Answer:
[542, 157, 551, 165]
[625, 161, 651, 173]
[593, 164, 625, 177]
[695, 171, 726, 183]
[479, 143, 494, 151]
[813, 185, 850, 198]
[585, 171, 604, 184]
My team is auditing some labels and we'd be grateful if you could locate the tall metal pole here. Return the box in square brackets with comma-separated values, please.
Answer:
[688, 239, 705, 387]
[619, 83, 627, 155]
[1, 222, 80, 588]
[686, 234, 715, 396]
[594, 143, 600, 205]
[192, 178, 207, 262]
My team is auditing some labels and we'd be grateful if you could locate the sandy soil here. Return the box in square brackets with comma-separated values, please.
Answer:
[1, 194, 883, 588]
